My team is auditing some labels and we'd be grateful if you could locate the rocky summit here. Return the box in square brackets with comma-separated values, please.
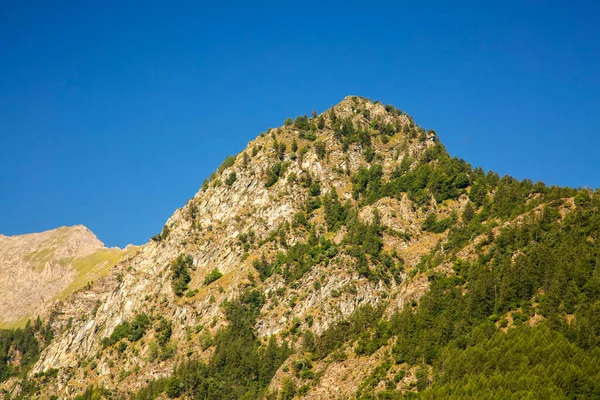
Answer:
[2, 96, 600, 399]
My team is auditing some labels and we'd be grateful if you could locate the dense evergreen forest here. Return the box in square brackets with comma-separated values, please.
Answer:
[0, 318, 53, 398]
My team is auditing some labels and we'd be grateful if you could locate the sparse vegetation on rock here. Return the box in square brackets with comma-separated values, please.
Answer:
[4, 96, 600, 400]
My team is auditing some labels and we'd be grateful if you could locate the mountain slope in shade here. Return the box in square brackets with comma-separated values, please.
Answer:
[0, 225, 137, 328]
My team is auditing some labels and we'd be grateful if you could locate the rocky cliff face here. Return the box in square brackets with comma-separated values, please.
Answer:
[0, 225, 136, 328]
[2, 96, 495, 398]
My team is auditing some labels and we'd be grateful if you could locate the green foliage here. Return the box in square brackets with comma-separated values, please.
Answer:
[225, 172, 237, 186]
[265, 162, 289, 187]
[574, 190, 592, 206]
[317, 188, 600, 399]
[313, 141, 326, 159]
[160, 224, 171, 241]
[0, 320, 52, 384]
[303, 330, 315, 353]
[364, 146, 375, 162]
[204, 268, 223, 285]
[462, 201, 475, 223]
[332, 117, 371, 150]
[422, 326, 600, 399]
[276, 141, 286, 161]
[304, 196, 322, 213]
[333, 206, 403, 282]
[309, 180, 321, 196]
[329, 107, 337, 123]
[252, 232, 337, 284]
[135, 290, 290, 400]
[303, 130, 317, 141]
[199, 330, 214, 350]
[170, 255, 194, 297]
[165, 377, 184, 398]
[292, 211, 308, 228]
[280, 377, 296, 400]
[294, 115, 309, 130]
[345, 209, 383, 259]
[489, 176, 538, 219]
[349, 143, 474, 208]
[317, 115, 325, 129]
[156, 317, 172, 348]
[74, 386, 110, 400]
[151, 224, 170, 242]
[252, 254, 275, 280]
[421, 213, 455, 233]
[352, 164, 383, 204]
[298, 145, 309, 162]
[217, 155, 236, 175]
[314, 304, 384, 360]
[102, 313, 151, 347]
[323, 189, 349, 232]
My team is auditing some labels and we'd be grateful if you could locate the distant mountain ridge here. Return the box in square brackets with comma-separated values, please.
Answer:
[0, 225, 137, 328]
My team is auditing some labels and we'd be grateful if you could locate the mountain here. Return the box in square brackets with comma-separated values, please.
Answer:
[2, 96, 600, 399]
[0, 225, 137, 328]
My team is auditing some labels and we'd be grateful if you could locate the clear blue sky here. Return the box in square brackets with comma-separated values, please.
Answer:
[1, 1, 599, 247]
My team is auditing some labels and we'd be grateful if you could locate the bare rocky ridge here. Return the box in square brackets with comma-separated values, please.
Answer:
[0, 225, 135, 328]
[3, 96, 474, 398]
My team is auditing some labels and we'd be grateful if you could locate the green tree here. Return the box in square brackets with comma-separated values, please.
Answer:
[317, 115, 325, 129]
[165, 377, 183, 398]
[171, 255, 194, 296]
[204, 268, 223, 285]
[225, 172, 237, 186]
[314, 142, 326, 159]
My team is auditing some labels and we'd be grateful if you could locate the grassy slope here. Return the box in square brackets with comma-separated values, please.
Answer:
[0, 247, 137, 329]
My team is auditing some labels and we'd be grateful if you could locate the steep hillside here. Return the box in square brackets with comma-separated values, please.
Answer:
[0, 226, 137, 328]
[2, 96, 600, 399]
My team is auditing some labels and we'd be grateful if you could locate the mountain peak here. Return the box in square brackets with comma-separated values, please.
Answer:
[4, 98, 597, 400]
